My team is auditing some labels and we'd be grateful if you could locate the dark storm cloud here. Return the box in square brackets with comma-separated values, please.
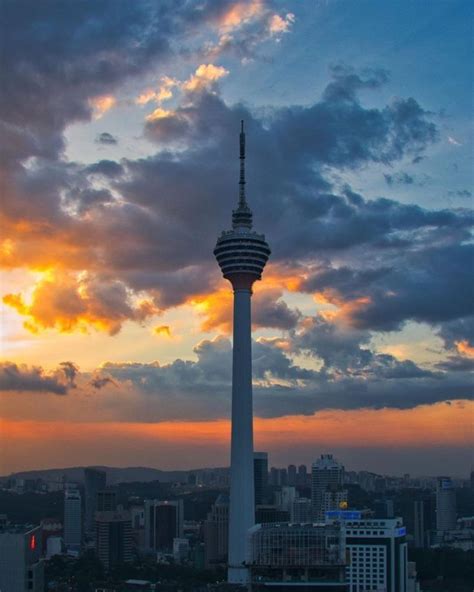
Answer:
[292, 316, 436, 379]
[0, 362, 70, 394]
[96, 132, 118, 145]
[384, 172, 414, 186]
[299, 243, 474, 331]
[96, 334, 471, 421]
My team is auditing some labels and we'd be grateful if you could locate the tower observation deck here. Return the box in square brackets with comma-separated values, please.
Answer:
[214, 121, 270, 585]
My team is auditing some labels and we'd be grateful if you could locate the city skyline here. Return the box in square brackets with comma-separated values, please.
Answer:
[1, 0, 473, 478]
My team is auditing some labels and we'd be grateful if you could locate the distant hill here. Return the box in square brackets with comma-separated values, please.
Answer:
[2, 465, 229, 485]
[3, 466, 189, 485]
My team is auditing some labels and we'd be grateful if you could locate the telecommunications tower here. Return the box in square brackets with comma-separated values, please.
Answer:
[214, 121, 271, 584]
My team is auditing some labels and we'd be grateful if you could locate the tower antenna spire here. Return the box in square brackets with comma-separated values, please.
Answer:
[239, 119, 246, 208]
[232, 120, 253, 229]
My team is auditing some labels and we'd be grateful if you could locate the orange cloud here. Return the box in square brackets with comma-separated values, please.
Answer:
[3, 272, 159, 335]
[268, 12, 295, 36]
[455, 340, 474, 357]
[217, 0, 264, 31]
[182, 64, 229, 92]
[89, 94, 116, 119]
[136, 76, 177, 105]
[153, 325, 171, 338]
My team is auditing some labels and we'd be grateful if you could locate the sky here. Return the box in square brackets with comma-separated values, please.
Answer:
[0, 0, 473, 477]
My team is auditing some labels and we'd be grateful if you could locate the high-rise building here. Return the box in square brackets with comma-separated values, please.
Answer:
[214, 121, 271, 584]
[84, 468, 106, 533]
[64, 489, 82, 549]
[330, 514, 408, 592]
[97, 489, 117, 512]
[144, 499, 184, 552]
[247, 522, 348, 590]
[287, 464, 297, 486]
[277, 485, 297, 512]
[203, 493, 229, 569]
[95, 511, 132, 570]
[436, 477, 456, 532]
[0, 525, 44, 592]
[291, 498, 312, 523]
[254, 452, 268, 506]
[297, 464, 308, 486]
[311, 454, 346, 521]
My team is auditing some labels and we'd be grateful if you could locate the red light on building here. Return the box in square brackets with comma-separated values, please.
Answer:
[30, 534, 36, 550]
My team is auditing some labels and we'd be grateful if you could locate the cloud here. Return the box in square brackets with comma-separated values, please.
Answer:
[0, 362, 73, 395]
[3, 272, 160, 335]
[384, 172, 414, 186]
[153, 325, 171, 337]
[95, 132, 118, 145]
[182, 64, 229, 92]
[268, 13, 295, 36]
[89, 95, 117, 119]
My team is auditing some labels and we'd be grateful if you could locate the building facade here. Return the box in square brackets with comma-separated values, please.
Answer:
[436, 477, 456, 532]
[64, 489, 82, 549]
[144, 499, 184, 553]
[311, 455, 346, 521]
[84, 468, 106, 534]
[254, 452, 269, 506]
[326, 512, 408, 592]
[0, 525, 44, 592]
[203, 493, 229, 569]
[95, 511, 132, 570]
[247, 522, 348, 591]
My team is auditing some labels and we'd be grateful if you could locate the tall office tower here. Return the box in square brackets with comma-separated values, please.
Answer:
[144, 499, 184, 552]
[311, 454, 345, 521]
[0, 525, 44, 592]
[95, 511, 132, 570]
[291, 498, 312, 523]
[84, 468, 106, 533]
[321, 488, 348, 517]
[326, 514, 408, 592]
[97, 489, 117, 512]
[470, 470, 474, 491]
[204, 494, 229, 569]
[436, 476, 457, 532]
[277, 485, 297, 512]
[64, 489, 82, 549]
[214, 121, 271, 584]
[287, 464, 297, 486]
[254, 452, 268, 506]
[413, 500, 425, 548]
[247, 522, 348, 590]
[269, 467, 279, 486]
[297, 464, 308, 486]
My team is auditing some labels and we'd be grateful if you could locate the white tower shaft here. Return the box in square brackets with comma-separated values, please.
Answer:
[228, 287, 255, 584]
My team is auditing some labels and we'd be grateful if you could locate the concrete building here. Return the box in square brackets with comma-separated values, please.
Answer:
[311, 455, 346, 521]
[436, 477, 457, 532]
[298, 464, 308, 487]
[64, 489, 82, 549]
[254, 452, 269, 506]
[144, 499, 183, 552]
[291, 498, 312, 523]
[326, 511, 408, 592]
[287, 464, 297, 486]
[95, 510, 132, 570]
[247, 522, 348, 590]
[97, 489, 117, 512]
[0, 524, 44, 592]
[214, 121, 271, 584]
[84, 468, 106, 534]
[203, 493, 229, 569]
[277, 486, 297, 512]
